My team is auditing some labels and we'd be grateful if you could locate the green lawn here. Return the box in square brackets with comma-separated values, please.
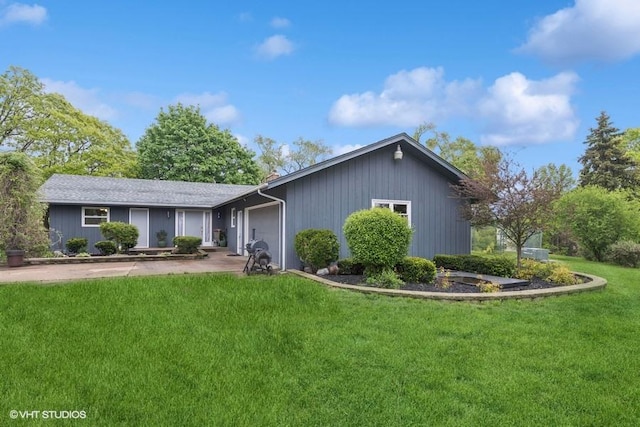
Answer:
[1, 258, 639, 426]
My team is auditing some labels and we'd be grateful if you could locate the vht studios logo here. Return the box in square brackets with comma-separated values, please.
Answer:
[9, 410, 87, 419]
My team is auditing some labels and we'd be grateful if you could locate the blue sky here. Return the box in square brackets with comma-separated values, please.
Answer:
[2, 0, 640, 175]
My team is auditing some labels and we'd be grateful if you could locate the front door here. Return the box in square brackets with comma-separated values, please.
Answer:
[175, 210, 213, 246]
[130, 208, 149, 248]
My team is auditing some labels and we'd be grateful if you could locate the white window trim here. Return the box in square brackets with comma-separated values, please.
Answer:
[230, 207, 236, 228]
[82, 206, 110, 227]
[371, 199, 412, 226]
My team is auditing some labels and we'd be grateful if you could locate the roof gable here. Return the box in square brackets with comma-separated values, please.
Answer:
[40, 174, 257, 208]
[266, 133, 467, 188]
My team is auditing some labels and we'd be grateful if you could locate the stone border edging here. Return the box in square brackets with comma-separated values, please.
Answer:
[289, 270, 607, 301]
[24, 250, 208, 265]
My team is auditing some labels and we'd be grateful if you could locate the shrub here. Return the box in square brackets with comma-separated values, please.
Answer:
[343, 208, 412, 275]
[100, 222, 139, 253]
[66, 237, 88, 254]
[365, 269, 404, 289]
[337, 258, 365, 275]
[173, 236, 202, 254]
[477, 281, 501, 293]
[547, 264, 578, 286]
[95, 240, 118, 256]
[515, 259, 554, 281]
[433, 254, 516, 277]
[606, 240, 640, 268]
[294, 229, 339, 271]
[397, 257, 436, 283]
[76, 252, 91, 258]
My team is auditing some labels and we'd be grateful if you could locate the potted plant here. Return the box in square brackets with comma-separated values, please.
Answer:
[0, 153, 49, 267]
[156, 229, 168, 248]
[218, 230, 227, 247]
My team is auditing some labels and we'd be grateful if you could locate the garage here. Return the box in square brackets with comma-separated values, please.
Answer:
[245, 202, 281, 267]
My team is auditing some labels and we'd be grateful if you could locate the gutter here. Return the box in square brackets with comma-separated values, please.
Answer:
[257, 187, 287, 271]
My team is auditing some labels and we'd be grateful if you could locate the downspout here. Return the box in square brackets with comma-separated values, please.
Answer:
[257, 188, 287, 271]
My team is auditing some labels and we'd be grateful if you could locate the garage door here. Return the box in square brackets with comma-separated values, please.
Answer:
[246, 203, 280, 266]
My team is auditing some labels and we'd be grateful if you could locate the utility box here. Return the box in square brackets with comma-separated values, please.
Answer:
[522, 247, 549, 261]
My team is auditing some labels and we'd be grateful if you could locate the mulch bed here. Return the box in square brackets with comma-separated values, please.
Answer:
[323, 274, 577, 293]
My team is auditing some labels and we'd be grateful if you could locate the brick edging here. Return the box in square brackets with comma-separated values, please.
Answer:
[288, 270, 607, 301]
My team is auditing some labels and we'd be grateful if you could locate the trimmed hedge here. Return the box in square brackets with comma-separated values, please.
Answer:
[397, 257, 437, 283]
[173, 236, 202, 254]
[433, 254, 516, 277]
[100, 222, 139, 253]
[95, 240, 117, 256]
[294, 229, 339, 271]
[343, 208, 412, 275]
[66, 237, 88, 254]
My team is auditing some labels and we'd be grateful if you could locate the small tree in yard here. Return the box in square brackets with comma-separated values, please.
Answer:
[343, 208, 412, 287]
[452, 156, 561, 268]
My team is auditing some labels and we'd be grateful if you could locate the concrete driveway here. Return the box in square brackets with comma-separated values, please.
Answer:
[0, 251, 249, 284]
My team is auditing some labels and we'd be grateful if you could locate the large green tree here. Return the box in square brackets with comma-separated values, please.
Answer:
[413, 122, 501, 177]
[555, 186, 640, 261]
[1, 66, 137, 178]
[137, 104, 261, 184]
[578, 112, 638, 191]
[254, 135, 332, 177]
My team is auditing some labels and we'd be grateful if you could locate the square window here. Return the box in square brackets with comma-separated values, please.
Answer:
[372, 199, 411, 225]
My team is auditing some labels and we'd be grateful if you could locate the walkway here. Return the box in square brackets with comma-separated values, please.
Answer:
[0, 251, 248, 284]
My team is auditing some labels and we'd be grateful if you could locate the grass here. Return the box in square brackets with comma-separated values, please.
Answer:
[1, 258, 639, 426]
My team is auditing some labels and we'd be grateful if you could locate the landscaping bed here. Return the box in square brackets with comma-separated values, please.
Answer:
[25, 250, 208, 265]
[324, 272, 592, 293]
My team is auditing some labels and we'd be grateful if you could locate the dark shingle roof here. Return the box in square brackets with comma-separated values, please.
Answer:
[40, 174, 258, 208]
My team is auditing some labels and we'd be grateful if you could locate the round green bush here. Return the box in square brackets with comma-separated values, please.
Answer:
[295, 229, 339, 271]
[343, 208, 412, 273]
[397, 257, 436, 283]
[66, 237, 88, 254]
[99, 222, 139, 253]
[173, 236, 202, 254]
[95, 240, 117, 256]
[606, 240, 640, 268]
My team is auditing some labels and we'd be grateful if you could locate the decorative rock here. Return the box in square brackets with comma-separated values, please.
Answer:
[316, 268, 330, 276]
[303, 266, 313, 274]
[53, 250, 67, 257]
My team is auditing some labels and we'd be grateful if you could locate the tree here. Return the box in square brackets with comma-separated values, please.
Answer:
[0, 152, 49, 257]
[536, 163, 576, 194]
[578, 112, 638, 191]
[137, 104, 261, 184]
[255, 135, 332, 177]
[1, 66, 137, 178]
[413, 122, 501, 177]
[452, 155, 561, 267]
[555, 186, 640, 261]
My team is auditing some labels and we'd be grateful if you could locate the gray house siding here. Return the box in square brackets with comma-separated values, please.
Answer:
[49, 205, 127, 252]
[281, 143, 470, 267]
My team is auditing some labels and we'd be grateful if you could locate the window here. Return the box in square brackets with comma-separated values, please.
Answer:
[372, 199, 411, 225]
[230, 207, 236, 228]
[82, 207, 109, 227]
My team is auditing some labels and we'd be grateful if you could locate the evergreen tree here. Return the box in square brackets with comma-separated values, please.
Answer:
[578, 112, 638, 191]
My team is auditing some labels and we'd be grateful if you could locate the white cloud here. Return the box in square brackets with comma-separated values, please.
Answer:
[175, 91, 240, 125]
[121, 91, 160, 110]
[0, 2, 47, 26]
[477, 71, 580, 145]
[255, 34, 295, 60]
[328, 66, 580, 145]
[516, 0, 640, 64]
[41, 78, 117, 120]
[270, 17, 290, 28]
[328, 67, 482, 127]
